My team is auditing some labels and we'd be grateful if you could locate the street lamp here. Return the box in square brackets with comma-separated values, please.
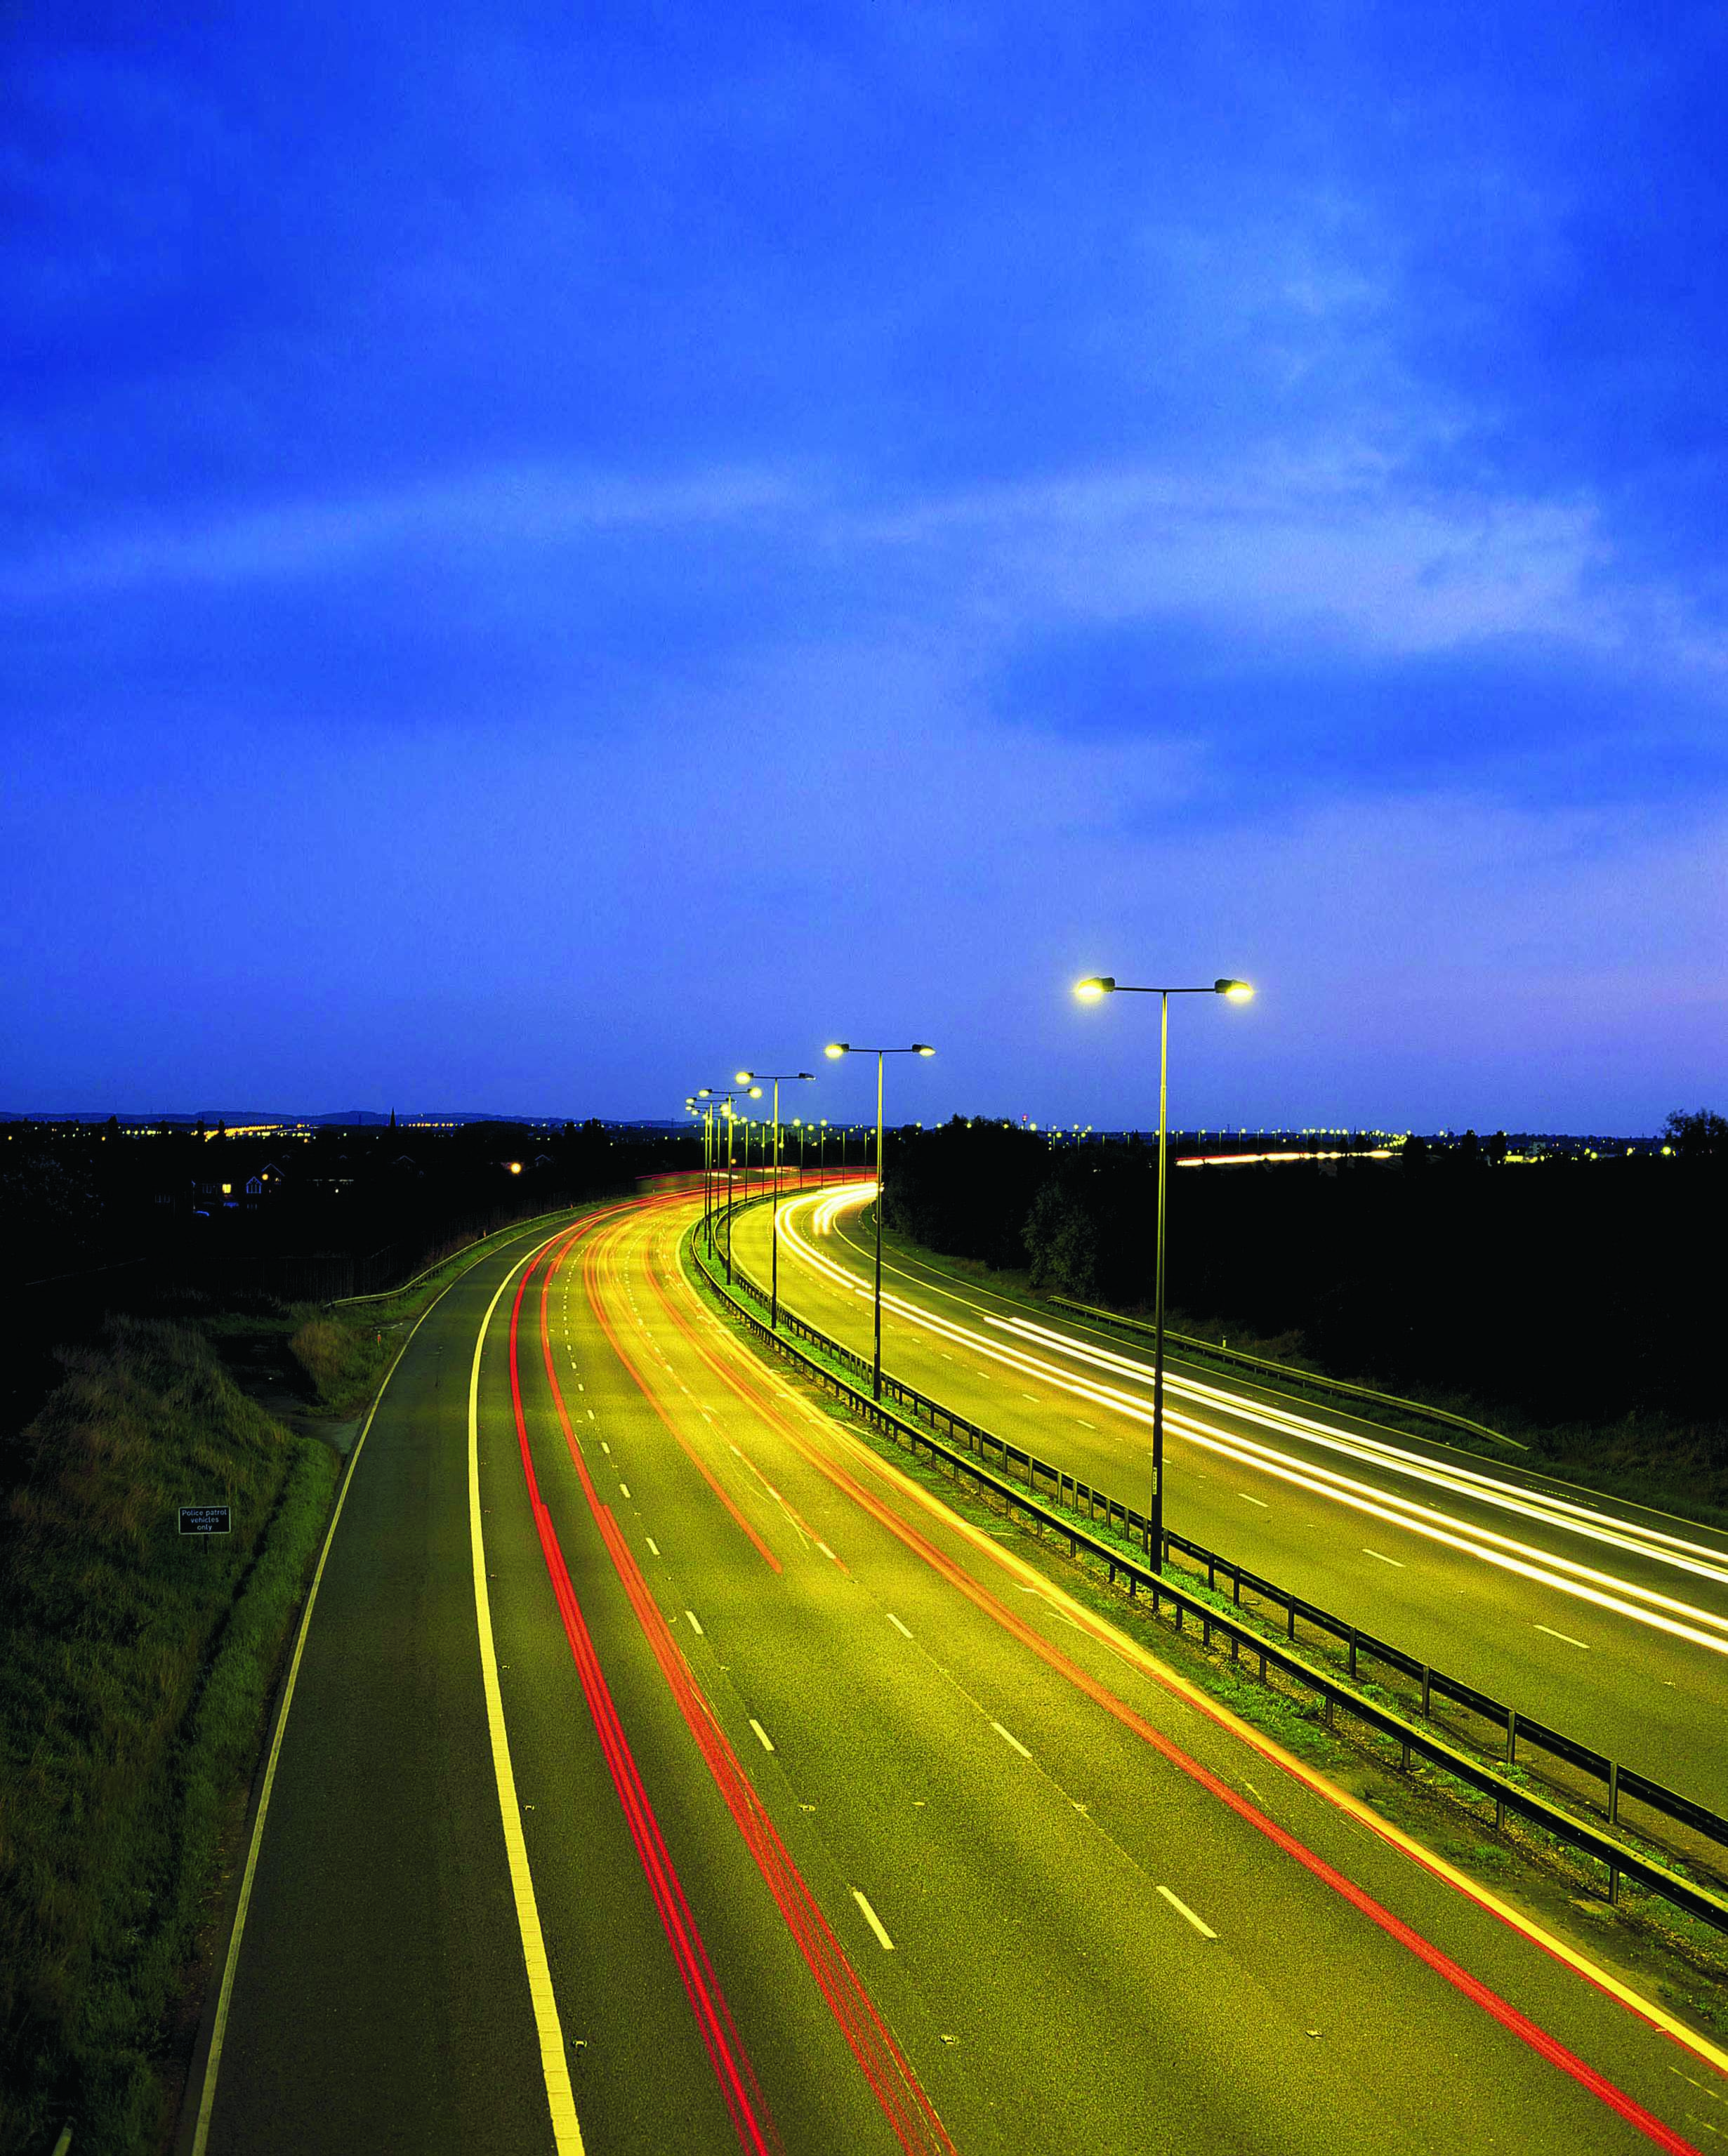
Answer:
[735, 1069, 815, 1327]
[685, 1097, 716, 1248]
[692, 1085, 759, 1279]
[1072, 975, 1253, 1570]
[822, 1042, 935, 1399]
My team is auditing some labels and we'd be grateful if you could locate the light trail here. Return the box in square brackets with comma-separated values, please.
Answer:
[773, 1189, 1728, 1660]
[657, 1200, 1726, 2137]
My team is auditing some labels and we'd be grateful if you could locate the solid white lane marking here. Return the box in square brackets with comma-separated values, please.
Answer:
[1536, 1624, 1590, 1651]
[468, 1250, 587, 2153]
[647, 1537, 661, 1557]
[1238, 1493, 1269, 1508]
[1157, 1885, 1218, 1939]
[685, 1610, 704, 1635]
[852, 1889, 895, 1949]
[991, 1720, 1031, 1758]
[888, 1613, 913, 1638]
[749, 1718, 776, 1752]
[1363, 1548, 1404, 1567]
[619, 1483, 631, 1499]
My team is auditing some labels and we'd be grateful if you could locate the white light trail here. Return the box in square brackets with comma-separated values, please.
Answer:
[771, 1189, 1728, 1659]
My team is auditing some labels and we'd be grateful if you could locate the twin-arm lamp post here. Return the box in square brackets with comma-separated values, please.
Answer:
[734, 1069, 814, 1327]
[691, 1083, 760, 1281]
[822, 1042, 935, 1400]
[1073, 976, 1252, 1570]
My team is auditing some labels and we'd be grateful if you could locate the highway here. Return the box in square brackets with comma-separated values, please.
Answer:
[728, 1184, 1728, 1829]
[187, 1193, 1728, 2155]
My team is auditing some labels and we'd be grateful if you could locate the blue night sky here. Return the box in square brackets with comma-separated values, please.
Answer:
[4, 3, 1725, 1132]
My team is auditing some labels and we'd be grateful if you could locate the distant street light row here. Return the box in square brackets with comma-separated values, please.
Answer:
[685, 975, 1253, 1570]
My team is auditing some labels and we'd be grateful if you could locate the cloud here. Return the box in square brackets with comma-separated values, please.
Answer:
[1, 462, 803, 603]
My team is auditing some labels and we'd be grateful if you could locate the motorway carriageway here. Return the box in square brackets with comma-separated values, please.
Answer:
[189, 1192, 1728, 2156]
[729, 1184, 1728, 1828]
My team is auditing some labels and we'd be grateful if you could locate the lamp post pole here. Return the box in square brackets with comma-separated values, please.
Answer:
[692, 1086, 756, 1260]
[1074, 976, 1253, 1570]
[694, 1085, 758, 1282]
[687, 1099, 714, 1249]
[735, 1071, 814, 1328]
[823, 1042, 934, 1399]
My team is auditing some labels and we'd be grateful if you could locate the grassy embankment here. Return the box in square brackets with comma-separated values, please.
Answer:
[0, 1201, 589, 2156]
[686, 1223, 1728, 2046]
[0, 1319, 337, 2156]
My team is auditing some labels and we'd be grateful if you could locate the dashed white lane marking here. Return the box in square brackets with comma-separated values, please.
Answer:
[887, 1613, 913, 1639]
[646, 1537, 661, 1557]
[749, 1718, 776, 1753]
[991, 1720, 1031, 1758]
[1075, 1419, 1096, 1430]
[1020, 1392, 1039, 1403]
[1156, 1885, 1218, 1940]
[600, 1441, 611, 1455]
[619, 1483, 631, 1499]
[586, 1410, 595, 1421]
[1363, 1547, 1404, 1567]
[852, 1889, 895, 1950]
[685, 1610, 704, 1635]
[1237, 1493, 1269, 1509]
[1536, 1624, 1590, 1651]
[817, 1540, 838, 1563]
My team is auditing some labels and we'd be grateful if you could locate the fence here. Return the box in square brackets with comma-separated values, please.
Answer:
[695, 1202, 1728, 1935]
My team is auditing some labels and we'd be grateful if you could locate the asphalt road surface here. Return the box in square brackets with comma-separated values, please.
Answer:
[727, 1183, 1728, 1829]
[185, 1193, 1728, 2156]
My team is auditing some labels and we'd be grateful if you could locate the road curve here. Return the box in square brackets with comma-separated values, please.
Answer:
[730, 1184, 1728, 1827]
[185, 1193, 1727, 2156]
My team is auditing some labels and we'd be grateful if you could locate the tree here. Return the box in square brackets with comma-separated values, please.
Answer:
[1663, 1108, 1728, 1160]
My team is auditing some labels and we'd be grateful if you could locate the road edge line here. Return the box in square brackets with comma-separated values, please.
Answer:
[677, 1211, 1728, 2088]
[470, 1241, 587, 2155]
[185, 1211, 586, 2156]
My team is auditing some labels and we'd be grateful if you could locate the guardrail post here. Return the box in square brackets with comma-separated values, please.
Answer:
[1609, 1758, 1619, 1826]
[1348, 1628, 1358, 1680]
[1508, 1707, 1518, 1766]
[1609, 1860, 1621, 1905]
[1421, 1665, 1432, 1719]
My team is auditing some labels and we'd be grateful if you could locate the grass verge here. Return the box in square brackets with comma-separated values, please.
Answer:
[0, 1320, 340, 2156]
[687, 1229, 1728, 2048]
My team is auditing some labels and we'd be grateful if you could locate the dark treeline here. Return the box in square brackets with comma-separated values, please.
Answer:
[882, 1113, 1728, 1435]
[0, 1118, 701, 1436]
[0, 1118, 701, 1288]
